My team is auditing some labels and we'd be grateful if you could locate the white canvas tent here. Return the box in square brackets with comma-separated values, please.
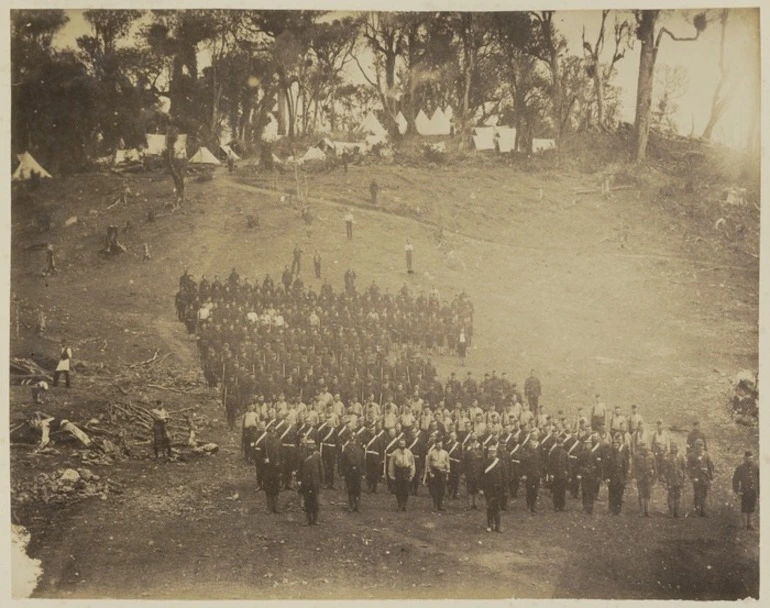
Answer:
[472, 127, 496, 151]
[262, 114, 280, 142]
[396, 112, 408, 135]
[144, 133, 187, 158]
[495, 127, 517, 153]
[357, 112, 388, 137]
[300, 146, 326, 163]
[415, 110, 431, 135]
[12, 152, 52, 181]
[532, 138, 556, 153]
[188, 146, 222, 165]
[428, 108, 452, 136]
[114, 148, 144, 165]
[220, 144, 241, 160]
[332, 141, 366, 155]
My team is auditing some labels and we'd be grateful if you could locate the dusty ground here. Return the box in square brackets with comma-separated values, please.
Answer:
[8, 158, 759, 599]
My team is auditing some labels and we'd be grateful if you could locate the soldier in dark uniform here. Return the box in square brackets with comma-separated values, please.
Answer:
[341, 435, 366, 512]
[262, 425, 282, 513]
[733, 450, 759, 529]
[548, 435, 570, 512]
[509, 427, 529, 499]
[687, 438, 714, 517]
[279, 418, 299, 489]
[633, 441, 657, 517]
[298, 440, 324, 525]
[578, 437, 599, 515]
[319, 415, 338, 489]
[662, 443, 687, 518]
[481, 444, 506, 532]
[252, 422, 267, 490]
[565, 428, 582, 499]
[365, 424, 385, 493]
[521, 429, 542, 514]
[605, 434, 630, 515]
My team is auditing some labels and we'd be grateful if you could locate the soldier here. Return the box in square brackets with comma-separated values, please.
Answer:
[281, 266, 292, 291]
[298, 440, 324, 525]
[319, 414, 338, 489]
[520, 429, 542, 514]
[405, 239, 414, 274]
[242, 403, 259, 463]
[364, 424, 385, 493]
[606, 434, 630, 515]
[263, 425, 282, 513]
[313, 250, 322, 279]
[732, 451, 759, 530]
[662, 443, 687, 518]
[341, 435, 366, 512]
[252, 421, 267, 490]
[425, 437, 450, 511]
[687, 438, 714, 517]
[291, 244, 303, 276]
[408, 429, 426, 496]
[633, 441, 657, 517]
[577, 436, 599, 515]
[686, 420, 707, 454]
[463, 434, 484, 510]
[53, 339, 73, 388]
[590, 394, 607, 432]
[279, 417, 299, 489]
[481, 444, 506, 533]
[524, 369, 542, 418]
[548, 435, 570, 512]
[650, 419, 670, 473]
[150, 401, 172, 461]
[382, 428, 403, 493]
[344, 208, 354, 239]
[446, 431, 463, 499]
[565, 428, 582, 499]
[388, 438, 416, 511]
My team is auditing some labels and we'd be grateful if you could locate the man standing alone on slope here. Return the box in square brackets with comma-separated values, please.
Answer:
[524, 369, 542, 418]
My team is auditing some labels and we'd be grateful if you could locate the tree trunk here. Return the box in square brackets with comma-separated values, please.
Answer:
[633, 10, 659, 162]
[702, 10, 730, 141]
[593, 69, 605, 129]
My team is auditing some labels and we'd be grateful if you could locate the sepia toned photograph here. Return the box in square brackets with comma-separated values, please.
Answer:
[6, 2, 762, 601]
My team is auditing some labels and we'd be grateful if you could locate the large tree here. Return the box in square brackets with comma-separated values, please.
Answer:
[632, 10, 706, 162]
[701, 9, 731, 141]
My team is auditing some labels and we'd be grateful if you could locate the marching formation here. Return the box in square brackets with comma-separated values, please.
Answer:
[169, 264, 757, 532]
[175, 266, 474, 432]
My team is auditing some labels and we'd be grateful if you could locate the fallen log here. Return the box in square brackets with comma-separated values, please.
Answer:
[146, 383, 186, 394]
[128, 351, 159, 369]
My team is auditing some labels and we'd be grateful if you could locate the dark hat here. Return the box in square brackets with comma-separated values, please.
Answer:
[745, 450, 753, 457]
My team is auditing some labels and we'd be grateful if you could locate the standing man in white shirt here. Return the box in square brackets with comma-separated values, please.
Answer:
[53, 339, 73, 388]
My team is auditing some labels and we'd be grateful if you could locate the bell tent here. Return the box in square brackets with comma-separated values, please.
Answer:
[12, 152, 52, 181]
[188, 146, 222, 165]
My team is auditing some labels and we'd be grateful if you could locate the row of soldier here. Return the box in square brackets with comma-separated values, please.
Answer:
[241, 393, 717, 528]
[176, 267, 474, 357]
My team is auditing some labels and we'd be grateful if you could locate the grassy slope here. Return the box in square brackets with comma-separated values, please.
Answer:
[8, 143, 760, 599]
